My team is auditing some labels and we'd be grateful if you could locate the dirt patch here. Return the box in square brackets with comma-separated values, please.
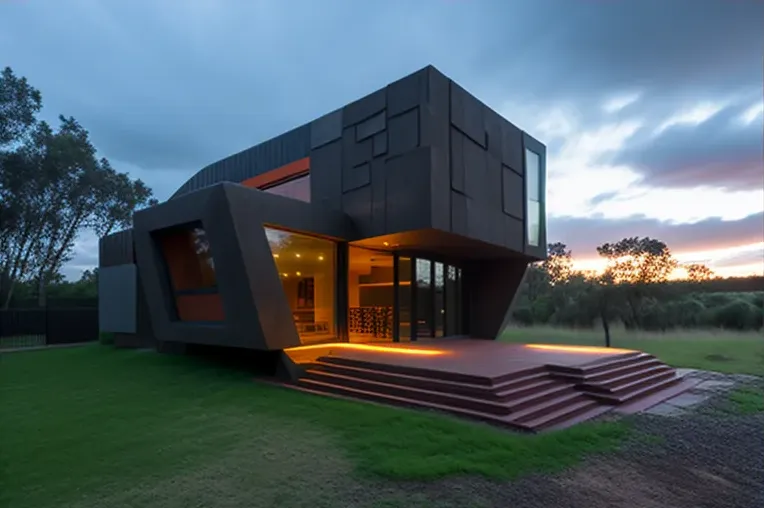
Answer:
[705, 354, 734, 362]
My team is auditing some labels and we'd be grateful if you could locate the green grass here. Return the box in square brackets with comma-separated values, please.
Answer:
[0, 345, 629, 508]
[502, 326, 764, 376]
[724, 386, 764, 415]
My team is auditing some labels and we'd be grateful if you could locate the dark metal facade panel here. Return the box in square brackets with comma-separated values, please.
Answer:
[343, 88, 386, 127]
[383, 147, 433, 234]
[171, 124, 311, 199]
[98, 229, 134, 267]
[502, 167, 524, 219]
[311, 108, 343, 149]
[386, 66, 429, 118]
[309, 139, 343, 208]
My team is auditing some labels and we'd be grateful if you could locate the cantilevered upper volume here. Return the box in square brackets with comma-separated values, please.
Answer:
[98, 65, 547, 352]
[170, 65, 547, 260]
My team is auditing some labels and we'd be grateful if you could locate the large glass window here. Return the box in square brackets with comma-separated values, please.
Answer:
[156, 223, 223, 322]
[263, 175, 310, 203]
[348, 247, 394, 343]
[265, 227, 335, 344]
[525, 149, 541, 247]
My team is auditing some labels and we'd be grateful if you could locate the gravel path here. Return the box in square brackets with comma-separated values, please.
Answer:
[387, 378, 764, 508]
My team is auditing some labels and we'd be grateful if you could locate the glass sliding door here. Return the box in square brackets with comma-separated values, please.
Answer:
[343, 250, 466, 343]
[434, 262, 445, 337]
[397, 256, 412, 341]
[347, 246, 394, 343]
[415, 259, 433, 338]
[445, 265, 458, 335]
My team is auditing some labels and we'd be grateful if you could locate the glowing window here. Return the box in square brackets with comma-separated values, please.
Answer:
[265, 227, 336, 344]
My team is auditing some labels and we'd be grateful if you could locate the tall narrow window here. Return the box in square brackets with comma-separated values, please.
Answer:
[525, 149, 541, 247]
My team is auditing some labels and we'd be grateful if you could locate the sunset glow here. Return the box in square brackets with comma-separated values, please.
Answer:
[571, 242, 764, 279]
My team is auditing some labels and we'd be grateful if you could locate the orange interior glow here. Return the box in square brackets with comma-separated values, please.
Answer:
[285, 343, 445, 356]
[524, 344, 632, 354]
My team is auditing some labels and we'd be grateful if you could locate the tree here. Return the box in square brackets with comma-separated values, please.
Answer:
[542, 242, 574, 285]
[686, 263, 715, 282]
[596, 237, 677, 329]
[597, 237, 677, 285]
[0, 66, 42, 147]
[0, 68, 158, 308]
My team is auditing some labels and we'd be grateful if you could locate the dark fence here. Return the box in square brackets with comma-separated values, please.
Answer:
[0, 304, 99, 349]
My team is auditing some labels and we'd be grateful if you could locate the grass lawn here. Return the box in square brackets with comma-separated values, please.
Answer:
[501, 326, 764, 376]
[0, 345, 628, 508]
[723, 385, 764, 415]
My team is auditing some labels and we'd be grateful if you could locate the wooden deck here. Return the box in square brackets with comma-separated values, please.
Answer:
[282, 339, 697, 432]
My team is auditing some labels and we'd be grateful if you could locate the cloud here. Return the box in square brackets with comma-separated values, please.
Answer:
[549, 212, 764, 260]
[612, 100, 764, 191]
[2, 0, 763, 278]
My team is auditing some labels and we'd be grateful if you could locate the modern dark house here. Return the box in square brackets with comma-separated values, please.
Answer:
[98, 66, 693, 432]
[99, 65, 547, 353]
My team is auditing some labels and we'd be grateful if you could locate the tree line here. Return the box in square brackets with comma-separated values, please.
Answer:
[0, 66, 157, 308]
[513, 239, 764, 344]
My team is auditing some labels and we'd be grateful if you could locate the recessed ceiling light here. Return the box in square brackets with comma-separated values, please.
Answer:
[318, 255, 324, 261]
[282, 273, 288, 277]
[295, 253, 301, 258]
[296, 271, 301, 276]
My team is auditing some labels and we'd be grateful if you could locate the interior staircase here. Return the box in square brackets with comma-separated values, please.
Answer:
[284, 349, 693, 432]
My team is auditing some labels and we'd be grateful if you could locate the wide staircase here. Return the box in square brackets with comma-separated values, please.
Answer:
[286, 350, 690, 432]
[547, 351, 694, 414]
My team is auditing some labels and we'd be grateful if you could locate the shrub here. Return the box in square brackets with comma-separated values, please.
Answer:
[711, 299, 761, 331]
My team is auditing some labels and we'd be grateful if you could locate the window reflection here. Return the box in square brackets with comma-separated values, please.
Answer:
[265, 227, 335, 343]
[525, 149, 541, 246]
[416, 259, 433, 338]
[434, 262, 445, 337]
[263, 174, 310, 203]
[156, 222, 223, 322]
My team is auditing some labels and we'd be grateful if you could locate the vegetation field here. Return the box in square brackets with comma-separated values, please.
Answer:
[0, 345, 628, 508]
[502, 325, 764, 376]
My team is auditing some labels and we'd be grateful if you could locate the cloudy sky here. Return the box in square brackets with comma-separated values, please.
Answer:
[2, 0, 763, 280]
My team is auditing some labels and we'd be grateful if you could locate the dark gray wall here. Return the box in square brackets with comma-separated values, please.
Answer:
[99, 229, 134, 267]
[98, 264, 137, 333]
[462, 258, 529, 339]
